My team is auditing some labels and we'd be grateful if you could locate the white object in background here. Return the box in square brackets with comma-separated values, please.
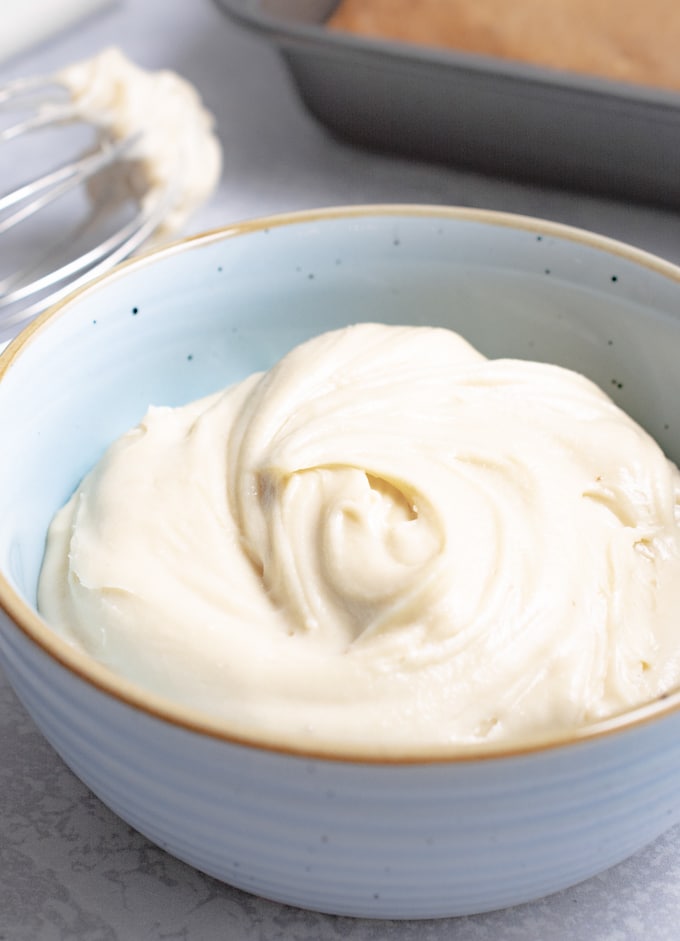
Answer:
[0, 0, 115, 64]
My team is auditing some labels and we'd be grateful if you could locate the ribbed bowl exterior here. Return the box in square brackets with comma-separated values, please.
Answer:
[3, 610, 680, 919]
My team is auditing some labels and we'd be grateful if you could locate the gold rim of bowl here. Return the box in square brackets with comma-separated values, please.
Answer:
[2, 203, 680, 764]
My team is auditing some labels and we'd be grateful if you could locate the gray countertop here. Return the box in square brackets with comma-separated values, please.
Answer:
[2, 2, 680, 938]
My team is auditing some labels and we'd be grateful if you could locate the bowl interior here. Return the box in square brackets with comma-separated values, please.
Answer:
[1, 207, 680, 622]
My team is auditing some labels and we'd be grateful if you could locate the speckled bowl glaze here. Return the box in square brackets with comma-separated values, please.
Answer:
[2, 206, 680, 919]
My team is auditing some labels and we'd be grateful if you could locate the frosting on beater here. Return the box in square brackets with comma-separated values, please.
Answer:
[56, 47, 221, 236]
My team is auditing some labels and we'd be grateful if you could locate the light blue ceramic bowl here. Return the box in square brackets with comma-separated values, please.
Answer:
[2, 205, 680, 919]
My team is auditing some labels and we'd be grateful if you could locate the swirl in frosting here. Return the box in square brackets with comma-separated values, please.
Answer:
[38, 324, 680, 753]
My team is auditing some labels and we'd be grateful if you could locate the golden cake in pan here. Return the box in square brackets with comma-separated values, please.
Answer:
[327, 0, 680, 92]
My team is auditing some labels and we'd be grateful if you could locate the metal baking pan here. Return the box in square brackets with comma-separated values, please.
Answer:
[214, 0, 680, 209]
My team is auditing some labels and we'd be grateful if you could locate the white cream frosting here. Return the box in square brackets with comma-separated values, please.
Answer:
[55, 47, 222, 236]
[38, 324, 680, 754]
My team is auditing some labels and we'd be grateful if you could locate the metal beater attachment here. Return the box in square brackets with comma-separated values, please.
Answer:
[0, 47, 222, 341]
[0, 72, 177, 339]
